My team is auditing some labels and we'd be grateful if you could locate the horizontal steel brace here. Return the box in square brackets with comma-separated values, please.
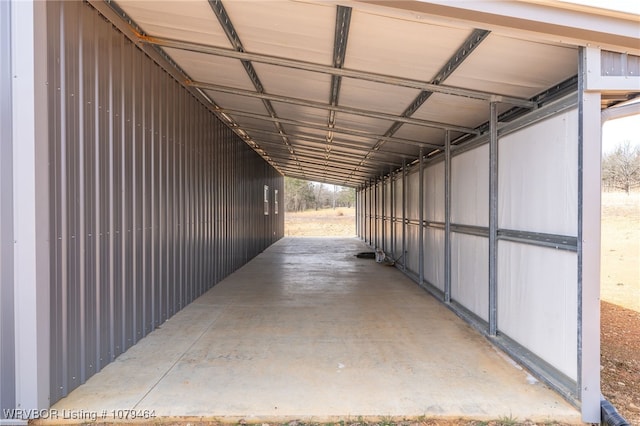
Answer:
[450, 224, 489, 238]
[239, 126, 411, 161]
[222, 108, 445, 150]
[278, 165, 363, 183]
[141, 35, 536, 108]
[278, 159, 373, 176]
[498, 229, 578, 251]
[193, 81, 480, 134]
[254, 140, 402, 168]
[450, 92, 578, 159]
[266, 150, 381, 172]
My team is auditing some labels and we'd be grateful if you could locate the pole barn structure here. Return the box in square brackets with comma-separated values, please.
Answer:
[1, 0, 639, 424]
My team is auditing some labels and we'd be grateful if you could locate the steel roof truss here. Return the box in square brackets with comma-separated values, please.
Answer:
[140, 35, 536, 108]
[222, 108, 446, 150]
[208, 0, 303, 174]
[191, 81, 481, 135]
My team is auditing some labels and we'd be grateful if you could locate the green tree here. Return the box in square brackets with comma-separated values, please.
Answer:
[284, 177, 315, 212]
[336, 187, 355, 208]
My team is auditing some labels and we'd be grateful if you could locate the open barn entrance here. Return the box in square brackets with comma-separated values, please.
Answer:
[284, 178, 356, 237]
[2, 1, 638, 424]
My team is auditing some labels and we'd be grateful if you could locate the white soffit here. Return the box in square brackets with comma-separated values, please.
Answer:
[393, 125, 447, 147]
[444, 35, 578, 99]
[163, 48, 255, 91]
[345, 8, 473, 80]
[333, 111, 394, 135]
[116, 1, 231, 48]
[204, 91, 268, 116]
[270, 102, 330, 125]
[339, 77, 422, 115]
[222, 0, 335, 65]
[252, 63, 332, 104]
[411, 94, 493, 130]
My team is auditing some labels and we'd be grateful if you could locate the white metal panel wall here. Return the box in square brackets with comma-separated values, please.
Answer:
[423, 228, 444, 291]
[393, 174, 403, 258]
[47, 1, 283, 404]
[355, 97, 583, 405]
[406, 224, 420, 276]
[406, 170, 420, 220]
[499, 109, 579, 235]
[405, 170, 420, 274]
[498, 242, 578, 379]
[451, 233, 489, 321]
[424, 162, 444, 222]
[452, 145, 489, 227]
[497, 109, 579, 380]
[383, 177, 392, 252]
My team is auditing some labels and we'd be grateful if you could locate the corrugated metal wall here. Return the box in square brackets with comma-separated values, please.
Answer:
[47, 1, 283, 403]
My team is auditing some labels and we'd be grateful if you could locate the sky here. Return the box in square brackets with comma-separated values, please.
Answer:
[603, 114, 640, 154]
[558, 0, 640, 15]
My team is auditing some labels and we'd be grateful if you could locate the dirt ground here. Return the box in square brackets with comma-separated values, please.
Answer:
[600, 192, 640, 424]
[285, 192, 640, 424]
[285, 207, 356, 237]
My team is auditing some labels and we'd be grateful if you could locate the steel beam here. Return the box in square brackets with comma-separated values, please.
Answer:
[418, 147, 424, 286]
[390, 169, 395, 258]
[207, 0, 304, 175]
[363, 29, 490, 158]
[488, 102, 498, 336]
[278, 165, 356, 182]
[255, 140, 402, 168]
[193, 81, 481, 134]
[328, 6, 352, 128]
[237, 126, 409, 163]
[220, 108, 445, 150]
[278, 161, 371, 178]
[444, 130, 452, 303]
[402, 159, 407, 272]
[578, 46, 602, 423]
[140, 35, 536, 108]
[373, 178, 378, 247]
[217, 108, 444, 152]
[267, 151, 381, 172]
[277, 159, 372, 177]
[381, 175, 386, 253]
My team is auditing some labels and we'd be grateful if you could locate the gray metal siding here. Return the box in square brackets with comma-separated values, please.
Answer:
[0, 0, 16, 417]
[47, 0, 283, 403]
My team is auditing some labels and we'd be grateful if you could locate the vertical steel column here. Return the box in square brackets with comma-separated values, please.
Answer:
[11, 0, 50, 410]
[390, 169, 395, 258]
[444, 130, 452, 303]
[578, 46, 602, 423]
[418, 147, 424, 285]
[381, 175, 385, 252]
[368, 179, 372, 244]
[373, 177, 378, 247]
[488, 102, 498, 336]
[402, 159, 407, 272]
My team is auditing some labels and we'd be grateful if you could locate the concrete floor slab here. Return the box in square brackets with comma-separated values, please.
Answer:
[50, 237, 581, 423]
